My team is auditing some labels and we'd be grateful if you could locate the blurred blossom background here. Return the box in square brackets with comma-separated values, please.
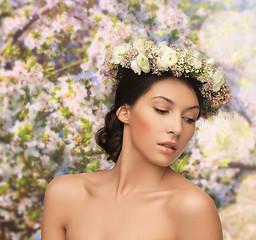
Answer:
[0, 0, 255, 239]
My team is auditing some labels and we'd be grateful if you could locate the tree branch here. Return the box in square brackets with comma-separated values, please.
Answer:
[51, 59, 84, 75]
[227, 162, 256, 171]
[0, 205, 16, 213]
[0, 4, 53, 56]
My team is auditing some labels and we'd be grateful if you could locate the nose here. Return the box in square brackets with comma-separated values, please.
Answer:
[166, 114, 182, 136]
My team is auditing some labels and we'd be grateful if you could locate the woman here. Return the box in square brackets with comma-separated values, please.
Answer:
[41, 39, 230, 239]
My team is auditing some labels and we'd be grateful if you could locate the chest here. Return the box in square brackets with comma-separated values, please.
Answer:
[66, 193, 178, 240]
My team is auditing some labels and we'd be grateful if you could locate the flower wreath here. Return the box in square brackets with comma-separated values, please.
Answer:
[104, 38, 231, 117]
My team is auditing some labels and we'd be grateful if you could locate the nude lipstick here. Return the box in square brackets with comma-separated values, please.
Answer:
[157, 141, 177, 154]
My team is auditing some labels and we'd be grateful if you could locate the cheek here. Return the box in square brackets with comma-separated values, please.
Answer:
[130, 110, 155, 141]
[183, 126, 196, 143]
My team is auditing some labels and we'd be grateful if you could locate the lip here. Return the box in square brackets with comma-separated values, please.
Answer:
[157, 141, 177, 155]
[158, 141, 177, 150]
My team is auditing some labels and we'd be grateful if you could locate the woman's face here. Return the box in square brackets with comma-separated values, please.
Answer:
[124, 77, 200, 167]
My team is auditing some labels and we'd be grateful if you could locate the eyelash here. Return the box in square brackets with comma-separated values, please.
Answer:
[183, 117, 196, 124]
[154, 108, 196, 124]
[154, 108, 168, 114]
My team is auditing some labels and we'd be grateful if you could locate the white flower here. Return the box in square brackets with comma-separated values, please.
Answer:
[157, 57, 165, 71]
[190, 51, 202, 69]
[136, 53, 150, 73]
[212, 69, 225, 92]
[158, 42, 172, 52]
[206, 58, 215, 65]
[111, 43, 131, 64]
[133, 39, 145, 53]
[131, 59, 141, 75]
[157, 49, 177, 70]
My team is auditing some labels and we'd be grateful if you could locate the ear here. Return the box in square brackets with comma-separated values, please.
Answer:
[116, 104, 131, 124]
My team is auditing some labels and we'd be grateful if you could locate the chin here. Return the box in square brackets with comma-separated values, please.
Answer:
[153, 158, 177, 168]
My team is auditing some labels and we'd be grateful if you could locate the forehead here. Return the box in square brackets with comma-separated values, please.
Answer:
[142, 77, 199, 106]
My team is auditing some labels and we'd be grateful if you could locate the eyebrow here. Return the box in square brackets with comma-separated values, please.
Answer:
[151, 96, 200, 110]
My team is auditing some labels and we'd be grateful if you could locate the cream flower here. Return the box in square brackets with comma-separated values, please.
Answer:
[206, 57, 215, 65]
[105, 39, 230, 116]
[157, 49, 177, 70]
[190, 51, 202, 69]
[111, 43, 131, 64]
[136, 53, 150, 73]
[131, 59, 141, 75]
[158, 42, 172, 52]
[156, 57, 165, 71]
[133, 39, 146, 53]
[212, 69, 225, 92]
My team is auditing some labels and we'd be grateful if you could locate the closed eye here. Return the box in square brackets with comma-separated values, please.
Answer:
[154, 108, 168, 114]
[183, 117, 196, 124]
[154, 108, 197, 123]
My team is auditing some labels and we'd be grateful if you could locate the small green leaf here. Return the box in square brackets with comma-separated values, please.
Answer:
[146, 2, 159, 11]
[172, 155, 189, 173]
[18, 123, 34, 144]
[3, 44, 20, 57]
[129, 0, 140, 11]
[59, 106, 74, 118]
[79, 118, 92, 130]
[18, 108, 29, 120]
[95, 14, 102, 25]
[0, 183, 10, 194]
[28, 207, 41, 221]
[188, 32, 199, 44]
[86, 158, 99, 172]
[51, 144, 66, 164]
[27, 57, 37, 71]
[68, 85, 77, 96]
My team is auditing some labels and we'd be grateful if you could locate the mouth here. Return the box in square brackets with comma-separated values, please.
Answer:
[157, 141, 177, 153]
[158, 141, 177, 150]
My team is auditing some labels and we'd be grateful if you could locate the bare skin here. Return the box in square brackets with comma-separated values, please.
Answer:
[41, 78, 223, 240]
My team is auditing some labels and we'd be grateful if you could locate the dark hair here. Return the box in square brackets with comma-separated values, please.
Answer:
[95, 69, 203, 163]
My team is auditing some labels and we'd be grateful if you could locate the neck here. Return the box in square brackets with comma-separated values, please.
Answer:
[107, 127, 174, 200]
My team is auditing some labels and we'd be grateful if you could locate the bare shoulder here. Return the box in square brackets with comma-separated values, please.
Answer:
[41, 173, 93, 240]
[45, 173, 87, 197]
[43, 172, 98, 211]
[167, 173, 223, 240]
